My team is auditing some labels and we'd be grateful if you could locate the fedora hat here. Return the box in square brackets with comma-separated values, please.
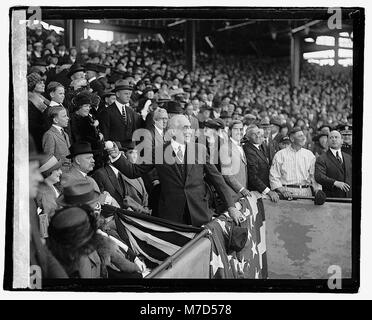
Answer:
[49, 206, 96, 249]
[56, 180, 100, 206]
[114, 79, 133, 92]
[67, 141, 98, 159]
[165, 100, 184, 114]
[39, 155, 62, 177]
[67, 63, 85, 78]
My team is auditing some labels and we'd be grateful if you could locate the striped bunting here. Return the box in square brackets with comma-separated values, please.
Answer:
[114, 208, 201, 268]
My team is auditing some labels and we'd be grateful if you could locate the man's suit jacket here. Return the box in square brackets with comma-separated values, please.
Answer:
[243, 141, 271, 193]
[261, 136, 276, 165]
[122, 174, 149, 208]
[185, 114, 199, 131]
[42, 126, 71, 166]
[220, 139, 248, 202]
[271, 133, 283, 155]
[99, 102, 143, 148]
[112, 141, 234, 227]
[315, 149, 352, 198]
[92, 165, 126, 208]
[61, 165, 101, 195]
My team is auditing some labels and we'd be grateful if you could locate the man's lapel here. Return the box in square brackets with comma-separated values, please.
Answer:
[105, 166, 124, 197]
[327, 150, 344, 173]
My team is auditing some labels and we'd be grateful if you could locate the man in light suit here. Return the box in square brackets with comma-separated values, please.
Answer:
[106, 115, 243, 227]
[42, 105, 71, 169]
[219, 120, 251, 202]
[60, 141, 120, 208]
[315, 130, 352, 198]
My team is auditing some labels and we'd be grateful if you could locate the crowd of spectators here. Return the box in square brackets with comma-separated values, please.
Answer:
[26, 22, 353, 280]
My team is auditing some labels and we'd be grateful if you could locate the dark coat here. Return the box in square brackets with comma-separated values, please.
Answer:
[98, 102, 144, 149]
[261, 136, 277, 165]
[28, 101, 46, 153]
[112, 142, 234, 227]
[70, 113, 101, 148]
[315, 149, 352, 198]
[243, 141, 271, 193]
[92, 165, 126, 208]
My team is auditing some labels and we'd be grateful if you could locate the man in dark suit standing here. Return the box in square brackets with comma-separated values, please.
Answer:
[270, 117, 283, 155]
[243, 125, 279, 202]
[315, 130, 352, 198]
[106, 115, 243, 227]
[99, 81, 144, 149]
[259, 118, 276, 165]
[85, 63, 106, 97]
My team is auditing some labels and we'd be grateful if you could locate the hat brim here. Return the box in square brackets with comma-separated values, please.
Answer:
[66, 149, 101, 159]
[56, 190, 101, 207]
[114, 86, 133, 92]
[41, 158, 63, 176]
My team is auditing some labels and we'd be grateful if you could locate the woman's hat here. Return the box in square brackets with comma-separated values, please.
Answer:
[39, 155, 62, 177]
[73, 91, 92, 109]
[56, 180, 100, 207]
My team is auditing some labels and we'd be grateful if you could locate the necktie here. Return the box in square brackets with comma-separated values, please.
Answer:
[336, 151, 343, 164]
[177, 146, 184, 163]
[122, 106, 127, 124]
[61, 129, 68, 145]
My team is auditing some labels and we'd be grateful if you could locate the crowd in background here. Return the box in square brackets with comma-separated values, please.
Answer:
[26, 23, 353, 280]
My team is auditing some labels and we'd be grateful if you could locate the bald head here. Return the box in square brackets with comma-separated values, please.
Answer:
[328, 130, 343, 150]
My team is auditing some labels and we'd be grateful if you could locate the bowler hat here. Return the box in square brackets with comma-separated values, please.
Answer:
[56, 180, 100, 207]
[67, 63, 85, 78]
[67, 141, 98, 159]
[165, 101, 184, 114]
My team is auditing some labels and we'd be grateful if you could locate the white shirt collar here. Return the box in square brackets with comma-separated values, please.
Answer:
[50, 100, 61, 107]
[115, 100, 128, 114]
[52, 124, 63, 134]
[253, 143, 260, 149]
[109, 164, 119, 177]
[213, 110, 220, 118]
[330, 148, 343, 159]
[155, 125, 163, 136]
[76, 168, 87, 177]
[171, 139, 186, 157]
[230, 137, 240, 147]
[272, 132, 278, 139]
[88, 76, 96, 83]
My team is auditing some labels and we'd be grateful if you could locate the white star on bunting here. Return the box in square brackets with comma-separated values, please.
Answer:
[210, 251, 224, 276]
[216, 219, 229, 235]
[251, 240, 257, 258]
